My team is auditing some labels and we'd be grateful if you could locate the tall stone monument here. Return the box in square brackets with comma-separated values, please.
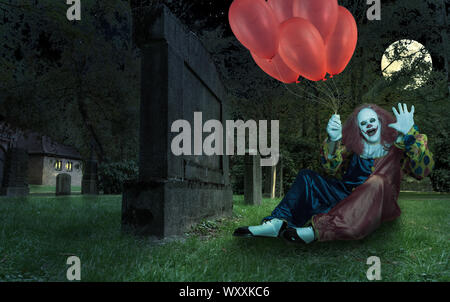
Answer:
[81, 146, 98, 195]
[244, 150, 262, 205]
[122, 3, 233, 237]
[0, 146, 5, 188]
[1, 148, 29, 197]
[263, 165, 276, 199]
[278, 157, 284, 198]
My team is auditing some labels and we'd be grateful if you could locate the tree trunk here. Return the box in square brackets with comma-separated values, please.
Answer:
[75, 84, 105, 163]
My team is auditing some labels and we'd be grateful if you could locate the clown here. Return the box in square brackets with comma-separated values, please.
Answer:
[234, 103, 434, 243]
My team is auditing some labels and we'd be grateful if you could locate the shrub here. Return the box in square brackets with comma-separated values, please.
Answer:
[97, 160, 138, 194]
[429, 135, 450, 192]
[430, 169, 450, 192]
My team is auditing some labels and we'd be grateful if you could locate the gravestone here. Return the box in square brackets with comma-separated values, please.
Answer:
[1, 148, 29, 197]
[263, 165, 276, 199]
[278, 158, 284, 198]
[244, 150, 262, 205]
[82, 159, 98, 195]
[56, 173, 71, 196]
[122, 3, 233, 237]
[0, 147, 5, 188]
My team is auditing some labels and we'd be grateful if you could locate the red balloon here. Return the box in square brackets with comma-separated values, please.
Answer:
[228, 0, 280, 59]
[326, 6, 358, 76]
[292, 0, 338, 43]
[278, 18, 327, 82]
[251, 52, 299, 84]
[267, 0, 294, 23]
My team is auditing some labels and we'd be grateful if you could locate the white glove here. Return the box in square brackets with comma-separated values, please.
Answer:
[327, 114, 342, 141]
[388, 103, 415, 135]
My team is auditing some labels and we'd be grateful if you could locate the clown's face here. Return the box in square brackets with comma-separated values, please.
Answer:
[357, 108, 381, 144]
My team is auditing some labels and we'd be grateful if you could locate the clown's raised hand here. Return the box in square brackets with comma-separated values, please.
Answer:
[388, 103, 415, 135]
[327, 114, 342, 141]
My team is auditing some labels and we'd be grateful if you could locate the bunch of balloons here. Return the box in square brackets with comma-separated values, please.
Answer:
[229, 0, 358, 83]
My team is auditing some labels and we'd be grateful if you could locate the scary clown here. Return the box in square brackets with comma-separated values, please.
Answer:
[233, 103, 434, 243]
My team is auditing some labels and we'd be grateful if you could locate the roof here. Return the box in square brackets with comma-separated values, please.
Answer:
[0, 122, 82, 160]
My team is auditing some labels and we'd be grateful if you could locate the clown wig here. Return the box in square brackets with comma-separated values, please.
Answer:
[342, 104, 398, 155]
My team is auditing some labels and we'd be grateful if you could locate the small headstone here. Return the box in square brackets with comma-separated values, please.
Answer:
[244, 150, 262, 205]
[56, 173, 71, 195]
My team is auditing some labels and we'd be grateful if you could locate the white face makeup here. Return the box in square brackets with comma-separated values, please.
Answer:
[357, 108, 381, 144]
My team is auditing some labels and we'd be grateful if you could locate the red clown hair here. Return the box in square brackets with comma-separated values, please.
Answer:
[342, 104, 398, 155]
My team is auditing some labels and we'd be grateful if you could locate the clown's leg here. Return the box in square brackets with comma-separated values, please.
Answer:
[233, 218, 287, 238]
[281, 226, 316, 244]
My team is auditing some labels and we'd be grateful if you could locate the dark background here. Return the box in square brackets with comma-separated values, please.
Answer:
[0, 0, 448, 193]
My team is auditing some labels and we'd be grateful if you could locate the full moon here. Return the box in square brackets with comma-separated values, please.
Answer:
[381, 39, 432, 89]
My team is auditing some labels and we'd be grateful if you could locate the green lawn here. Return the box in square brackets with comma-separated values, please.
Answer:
[0, 192, 448, 282]
[29, 185, 81, 194]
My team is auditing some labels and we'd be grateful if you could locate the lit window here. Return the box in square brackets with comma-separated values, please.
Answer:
[54, 160, 62, 171]
[65, 161, 73, 172]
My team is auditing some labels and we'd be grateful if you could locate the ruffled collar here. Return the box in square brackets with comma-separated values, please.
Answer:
[360, 141, 391, 159]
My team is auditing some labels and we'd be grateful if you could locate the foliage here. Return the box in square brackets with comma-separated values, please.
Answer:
[97, 160, 138, 194]
[429, 135, 450, 192]
[430, 169, 450, 192]
[0, 0, 139, 163]
[229, 155, 244, 194]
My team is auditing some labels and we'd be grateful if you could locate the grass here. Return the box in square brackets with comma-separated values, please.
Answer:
[0, 192, 448, 282]
[29, 185, 81, 194]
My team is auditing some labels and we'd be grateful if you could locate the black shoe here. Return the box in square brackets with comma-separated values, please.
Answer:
[233, 226, 253, 237]
[280, 227, 306, 243]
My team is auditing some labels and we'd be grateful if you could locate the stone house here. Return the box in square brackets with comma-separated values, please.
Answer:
[22, 133, 83, 186]
[0, 122, 83, 187]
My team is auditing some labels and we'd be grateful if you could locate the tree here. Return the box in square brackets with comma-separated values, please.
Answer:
[0, 0, 140, 162]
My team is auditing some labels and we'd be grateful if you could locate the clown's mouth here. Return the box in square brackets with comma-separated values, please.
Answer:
[365, 127, 378, 137]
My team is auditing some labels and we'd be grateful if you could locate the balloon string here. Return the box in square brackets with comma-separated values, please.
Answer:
[330, 76, 345, 111]
[293, 81, 336, 111]
[294, 83, 336, 112]
[272, 59, 336, 111]
[312, 80, 337, 111]
[305, 80, 338, 113]
[314, 81, 335, 103]
[322, 77, 341, 112]
[325, 77, 342, 112]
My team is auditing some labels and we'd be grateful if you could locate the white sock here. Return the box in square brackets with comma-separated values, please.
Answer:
[248, 218, 284, 237]
[295, 226, 315, 244]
